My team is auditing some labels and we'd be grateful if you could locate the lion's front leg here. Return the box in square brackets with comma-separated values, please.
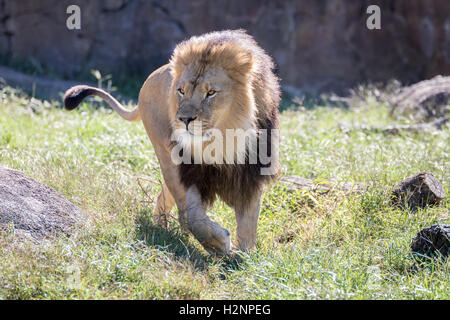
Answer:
[234, 188, 263, 251]
[185, 186, 231, 255]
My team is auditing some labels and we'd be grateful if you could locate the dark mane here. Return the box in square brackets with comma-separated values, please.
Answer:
[176, 30, 280, 208]
[179, 119, 278, 209]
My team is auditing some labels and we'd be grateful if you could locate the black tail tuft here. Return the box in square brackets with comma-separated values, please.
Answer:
[63, 85, 96, 110]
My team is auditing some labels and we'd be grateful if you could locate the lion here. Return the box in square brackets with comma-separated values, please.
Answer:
[63, 30, 280, 255]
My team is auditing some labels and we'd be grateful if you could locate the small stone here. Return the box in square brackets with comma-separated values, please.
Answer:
[391, 172, 446, 211]
[411, 224, 450, 258]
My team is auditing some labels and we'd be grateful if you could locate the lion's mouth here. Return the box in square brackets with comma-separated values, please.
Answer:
[181, 120, 211, 137]
[176, 127, 214, 145]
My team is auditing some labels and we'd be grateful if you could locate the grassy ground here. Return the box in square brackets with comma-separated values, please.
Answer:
[0, 85, 448, 299]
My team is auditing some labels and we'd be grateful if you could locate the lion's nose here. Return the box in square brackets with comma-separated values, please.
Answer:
[178, 116, 197, 127]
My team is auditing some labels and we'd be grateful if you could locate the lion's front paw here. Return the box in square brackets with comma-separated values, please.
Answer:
[189, 219, 231, 256]
[204, 226, 232, 256]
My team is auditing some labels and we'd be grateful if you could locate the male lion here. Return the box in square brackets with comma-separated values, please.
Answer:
[63, 30, 280, 255]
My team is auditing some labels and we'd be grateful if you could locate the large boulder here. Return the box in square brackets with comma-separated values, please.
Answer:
[0, 166, 86, 242]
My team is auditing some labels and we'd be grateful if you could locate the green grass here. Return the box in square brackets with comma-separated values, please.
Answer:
[0, 86, 448, 299]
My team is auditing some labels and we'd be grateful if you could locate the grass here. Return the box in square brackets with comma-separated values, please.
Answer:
[0, 85, 448, 299]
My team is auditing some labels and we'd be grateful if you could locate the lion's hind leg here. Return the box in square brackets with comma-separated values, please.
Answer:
[153, 182, 175, 229]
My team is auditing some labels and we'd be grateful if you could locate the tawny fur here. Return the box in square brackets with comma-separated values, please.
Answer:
[63, 30, 280, 255]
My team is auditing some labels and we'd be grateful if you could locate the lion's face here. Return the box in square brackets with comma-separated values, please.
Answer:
[168, 40, 260, 164]
[173, 65, 235, 138]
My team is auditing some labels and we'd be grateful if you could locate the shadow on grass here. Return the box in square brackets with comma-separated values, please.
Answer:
[135, 209, 245, 272]
[409, 252, 449, 273]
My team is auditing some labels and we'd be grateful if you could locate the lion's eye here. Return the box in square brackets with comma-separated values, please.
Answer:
[206, 89, 216, 97]
[178, 88, 185, 95]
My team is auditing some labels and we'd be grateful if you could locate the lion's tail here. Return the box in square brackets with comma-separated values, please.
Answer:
[63, 85, 141, 122]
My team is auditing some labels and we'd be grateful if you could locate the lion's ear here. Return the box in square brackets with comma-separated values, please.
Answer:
[234, 51, 254, 74]
[222, 49, 254, 79]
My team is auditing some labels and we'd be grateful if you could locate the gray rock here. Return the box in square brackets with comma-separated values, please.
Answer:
[411, 224, 450, 258]
[391, 172, 446, 211]
[0, 166, 86, 242]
